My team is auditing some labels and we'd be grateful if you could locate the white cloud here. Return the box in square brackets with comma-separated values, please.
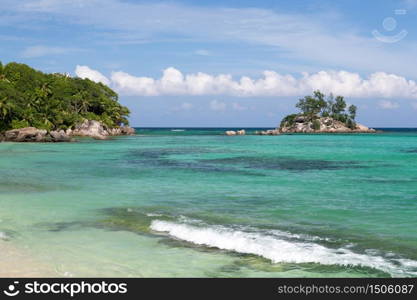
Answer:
[21, 45, 81, 58]
[378, 100, 399, 109]
[75, 65, 110, 85]
[110, 71, 157, 96]
[210, 100, 226, 111]
[96, 66, 417, 99]
[7, 0, 417, 76]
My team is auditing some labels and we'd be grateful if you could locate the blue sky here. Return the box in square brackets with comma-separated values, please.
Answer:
[2, 0, 417, 127]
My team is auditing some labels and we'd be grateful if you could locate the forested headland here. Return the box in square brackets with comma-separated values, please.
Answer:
[0, 61, 130, 132]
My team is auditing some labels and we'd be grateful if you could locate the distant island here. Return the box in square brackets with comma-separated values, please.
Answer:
[0, 61, 134, 142]
[225, 91, 375, 136]
[246, 91, 375, 136]
[278, 90, 375, 133]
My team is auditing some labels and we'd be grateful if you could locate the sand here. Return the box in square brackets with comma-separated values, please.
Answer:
[0, 241, 57, 277]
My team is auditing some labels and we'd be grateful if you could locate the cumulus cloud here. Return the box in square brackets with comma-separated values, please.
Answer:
[75, 65, 417, 99]
[75, 65, 110, 85]
[379, 100, 399, 109]
[98, 67, 417, 99]
[210, 100, 226, 111]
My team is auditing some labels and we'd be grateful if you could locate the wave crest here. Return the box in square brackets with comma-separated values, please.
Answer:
[150, 220, 417, 277]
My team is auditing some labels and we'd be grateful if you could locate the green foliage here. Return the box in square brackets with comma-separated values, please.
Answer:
[332, 96, 346, 114]
[295, 90, 327, 119]
[11, 119, 30, 129]
[346, 118, 356, 129]
[0, 62, 130, 131]
[284, 90, 358, 129]
[279, 114, 298, 128]
[311, 119, 321, 130]
[348, 104, 357, 120]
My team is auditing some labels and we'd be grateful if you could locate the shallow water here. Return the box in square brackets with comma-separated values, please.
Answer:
[0, 128, 417, 277]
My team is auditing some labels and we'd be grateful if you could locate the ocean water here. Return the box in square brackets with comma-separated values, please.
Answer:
[1, 128, 417, 277]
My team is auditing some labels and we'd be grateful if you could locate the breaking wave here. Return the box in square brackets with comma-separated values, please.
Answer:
[150, 219, 417, 277]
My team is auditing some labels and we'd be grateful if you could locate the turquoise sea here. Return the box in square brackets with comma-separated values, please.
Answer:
[1, 128, 417, 277]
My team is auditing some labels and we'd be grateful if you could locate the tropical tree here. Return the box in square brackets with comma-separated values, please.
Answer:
[296, 90, 327, 119]
[289, 90, 357, 129]
[0, 96, 15, 130]
[348, 104, 357, 120]
[0, 62, 130, 131]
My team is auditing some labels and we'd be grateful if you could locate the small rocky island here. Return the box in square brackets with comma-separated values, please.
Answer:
[225, 91, 375, 136]
[279, 91, 375, 133]
[0, 61, 134, 142]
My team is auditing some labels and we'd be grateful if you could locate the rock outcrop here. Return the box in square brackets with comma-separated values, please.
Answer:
[1, 127, 72, 142]
[0, 120, 135, 142]
[69, 119, 135, 140]
[225, 129, 246, 136]
[49, 130, 72, 142]
[255, 129, 280, 135]
[279, 116, 376, 133]
[70, 120, 108, 140]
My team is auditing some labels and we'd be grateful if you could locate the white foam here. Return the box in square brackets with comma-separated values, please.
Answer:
[146, 213, 164, 217]
[0, 232, 8, 240]
[150, 220, 417, 277]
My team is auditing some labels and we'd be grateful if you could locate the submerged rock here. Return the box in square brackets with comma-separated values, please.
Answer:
[96, 207, 175, 235]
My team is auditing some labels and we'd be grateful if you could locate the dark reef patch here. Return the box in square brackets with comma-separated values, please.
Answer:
[129, 147, 223, 159]
[97, 207, 178, 235]
[403, 148, 417, 153]
[365, 178, 416, 184]
[125, 147, 365, 175]
[213, 256, 390, 277]
[200, 156, 364, 172]
[35, 221, 93, 232]
[125, 148, 264, 176]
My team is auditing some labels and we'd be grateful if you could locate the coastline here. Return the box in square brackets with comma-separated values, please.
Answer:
[1, 128, 417, 277]
[0, 120, 135, 143]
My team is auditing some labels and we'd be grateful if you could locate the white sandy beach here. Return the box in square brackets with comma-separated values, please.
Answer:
[0, 241, 57, 277]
